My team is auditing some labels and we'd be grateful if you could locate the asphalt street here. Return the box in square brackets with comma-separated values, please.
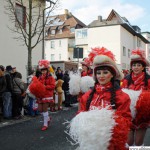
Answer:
[0, 105, 150, 150]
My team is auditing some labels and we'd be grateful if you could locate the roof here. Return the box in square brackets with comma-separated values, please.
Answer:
[45, 11, 86, 40]
[88, 9, 149, 44]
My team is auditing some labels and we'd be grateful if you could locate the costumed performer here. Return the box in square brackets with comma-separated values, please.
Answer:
[29, 60, 55, 131]
[121, 49, 150, 146]
[68, 47, 132, 150]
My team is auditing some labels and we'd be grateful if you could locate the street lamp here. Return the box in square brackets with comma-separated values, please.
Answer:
[42, 0, 55, 59]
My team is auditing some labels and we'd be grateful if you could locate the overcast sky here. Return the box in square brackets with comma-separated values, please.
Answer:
[50, 0, 150, 32]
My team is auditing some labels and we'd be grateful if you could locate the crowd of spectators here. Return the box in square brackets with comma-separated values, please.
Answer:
[0, 65, 78, 122]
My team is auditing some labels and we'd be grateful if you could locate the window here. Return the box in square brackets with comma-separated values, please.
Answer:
[59, 40, 61, 47]
[128, 49, 131, 58]
[82, 29, 87, 38]
[51, 54, 55, 61]
[51, 41, 55, 48]
[76, 30, 82, 38]
[70, 27, 75, 33]
[137, 38, 141, 47]
[59, 54, 61, 60]
[51, 30, 55, 35]
[76, 29, 87, 38]
[123, 46, 126, 56]
[15, 3, 26, 29]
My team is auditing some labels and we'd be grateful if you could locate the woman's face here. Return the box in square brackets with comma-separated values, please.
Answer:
[96, 69, 113, 85]
[41, 69, 47, 75]
[82, 65, 88, 72]
[131, 63, 144, 75]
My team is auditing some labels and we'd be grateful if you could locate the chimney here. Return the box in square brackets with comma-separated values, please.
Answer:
[98, 16, 102, 22]
[64, 9, 69, 20]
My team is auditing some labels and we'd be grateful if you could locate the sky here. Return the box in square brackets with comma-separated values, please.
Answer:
[50, 0, 150, 32]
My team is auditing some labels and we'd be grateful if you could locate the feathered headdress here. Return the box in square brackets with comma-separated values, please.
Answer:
[38, 60, 50, 70]
[130, 49, 149, 66]
[89, 47, 123, 80]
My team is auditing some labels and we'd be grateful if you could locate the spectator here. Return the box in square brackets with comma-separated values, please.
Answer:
[56, 67, 63, 80]
[62, 70, 72, 107]
[0, 65, 6, 120]
[12, 67, 22, 79]
[3, 65, 13, 119]
[26, 70, 39, 116]
[12, 72, 25, 119]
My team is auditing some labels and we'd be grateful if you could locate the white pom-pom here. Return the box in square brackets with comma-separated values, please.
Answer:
[122, 88, 141, 119]
[69, 71, 81, 95]
[80, 76, 95, 93]
[26, 87, 35, 98]
[66, 108, 116, 150]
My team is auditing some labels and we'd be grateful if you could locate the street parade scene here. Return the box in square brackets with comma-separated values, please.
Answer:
[0, 0, 150, 150]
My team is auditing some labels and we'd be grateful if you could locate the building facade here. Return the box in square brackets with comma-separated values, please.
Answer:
[141, 32, 150, 62]
[0, 0, 45, 81]
[75, 10, 149, 70]
[45, 9, 86, 63]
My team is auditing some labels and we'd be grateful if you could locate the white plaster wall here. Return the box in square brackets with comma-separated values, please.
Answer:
[88, 25, 121, 65]
[0, 0, 44, 82]
[120, 27, 135, 69]
[45, 38, 68, 61]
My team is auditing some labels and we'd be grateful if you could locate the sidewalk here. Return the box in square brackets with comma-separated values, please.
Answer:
[0, 103, 78, 128]
[0, 115, 35, 128]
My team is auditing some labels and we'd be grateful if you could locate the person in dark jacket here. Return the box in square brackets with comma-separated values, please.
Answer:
[62, 70, 72, 107]
[12, 72, 25, 119]
[0, 65, 6, 119]
[3, 65, 13, 119]
[56, 68, 63, 80]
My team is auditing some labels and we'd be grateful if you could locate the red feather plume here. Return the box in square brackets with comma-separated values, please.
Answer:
[131, 49, 145, 59]
[38, 60, 50, 69]
[29, 76, 46, 98]
[88, 47, 116, 64]
[109, 111, 130, 150]
[135, 91, 150, 125]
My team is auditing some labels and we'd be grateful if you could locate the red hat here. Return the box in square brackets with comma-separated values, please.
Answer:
[81, 58, 91, 68]
[89, 47, 123, 80]
[38, 60, 50, 70]
[130, 49, 149, 66]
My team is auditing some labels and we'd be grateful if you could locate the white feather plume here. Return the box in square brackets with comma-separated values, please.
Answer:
[69, 71, 81, 95]
[80, 76, 95, 93]
[122, 88, 141, 119]
[66, 108, 116, 150]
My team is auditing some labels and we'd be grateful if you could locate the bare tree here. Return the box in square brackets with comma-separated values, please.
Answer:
[5, 0, 59, 74]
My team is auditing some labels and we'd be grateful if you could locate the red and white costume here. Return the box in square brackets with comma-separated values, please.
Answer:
[37, 74, 55, 104]
[121, 49, 150, 130]
[67, 47, 131, 150]
[122, 72, 150, 129]
[28, 60, 55, 131]
[79, 82, 131, 121]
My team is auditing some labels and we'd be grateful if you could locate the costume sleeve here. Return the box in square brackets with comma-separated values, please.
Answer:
[45, 76, 55, 90]
[147, 79, 150, 89]
[77, 90, 92, 114]
[116, 91, 132, 122]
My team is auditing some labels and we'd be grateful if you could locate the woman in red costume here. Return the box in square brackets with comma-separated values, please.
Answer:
[77, 47, 131, 149]
[81, 58, 93, 77]
[30, 60, 55, 131]
[122, 49, 150, 146]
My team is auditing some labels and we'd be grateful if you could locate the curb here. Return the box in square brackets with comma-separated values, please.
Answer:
[0, 116, 35, 128]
